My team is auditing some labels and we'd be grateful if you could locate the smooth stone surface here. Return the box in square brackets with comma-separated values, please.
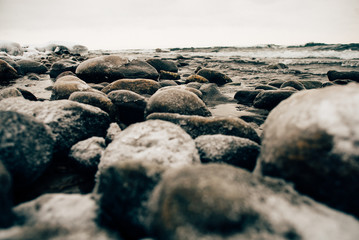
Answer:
[199, 83, 234, 105]
[116, 59, 159, 80]
[280, 80, 306, 90]
[197, 68, 232, 85]
[234, 89, 263, 106]
[69, 91, 113, 113]
[146, 113, 260, 143]
[101, 79, 160, 95]
[51, 75, 95, 100]
[255, 83, 359, 217]
[327, 70, 359, 82]
[16, 59, 47, 75]
[253, 90, 295, 110]
[0, 87, 23, 100]
[49, 59, 78, 78]
[146, 58, 178, 73]
[145, 88, 211, 117]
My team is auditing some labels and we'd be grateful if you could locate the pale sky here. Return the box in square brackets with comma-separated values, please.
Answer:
[0, 0, 358, 50]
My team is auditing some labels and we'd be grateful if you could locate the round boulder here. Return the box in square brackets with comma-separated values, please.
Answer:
[50, 75, 95, 100]
[16, 59, 47, 75]
[146, 58, 178, 73]
[255, 83, 359, 217]
[102, 78, 160, 95]
[69, 91, 113, 113]
[197, 68, 232, 85]
[0, 59, 18, 80]
[49, 59, 78, 79]
[253, 90, 295, 110]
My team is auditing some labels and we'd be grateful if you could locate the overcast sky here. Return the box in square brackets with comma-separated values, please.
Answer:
[0, 0, 358, 50]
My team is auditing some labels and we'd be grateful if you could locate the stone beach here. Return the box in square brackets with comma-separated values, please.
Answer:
[0, 41, 359, 239]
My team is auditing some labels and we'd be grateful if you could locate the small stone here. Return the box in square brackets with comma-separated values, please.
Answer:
[159, 70, 180, 80]
[186, 74, 209, 83]
[327, 70, 359, 82]
[253, 90, 295, 110]
[280, 80, 306, 90]
[234, 89, 263, 106]
[17, 59, 47, 75]
[0, 59, 18, 80]
[102, 79, 160, 95]
[267, 63, 288, 69]
[49, 59, 78, 78]
[50, 75, 95, 100]
[298, 80, 323, 89]
[0, 87, 23, 101]
[197, 68, 232, 85]
[146, 58, 178, 73]
[69, 91, 113, 113]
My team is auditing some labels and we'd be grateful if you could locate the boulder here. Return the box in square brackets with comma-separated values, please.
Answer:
[195, 134, 260, 171]
[159, 70, 180, 80]
[50, 75, 95, 100]
[17, 88, 37, 101]
[197, 68, 232, 85]
[267, 63, 288, 69]
[117, 59, 159, 80]
[69, 91, 113, 113]
[199, 83, 233, 105]
[107, 90, 147, 125]
[55, 71, 76, 81]
[186, 74, 209, 83]
[69, 137, 106, 175]
[146, 113, 260, 143]
[0, 98, 110, 158]
[148, 164, 359, 240]
[0, 87, 23, 100]
[146, 58, 178, 73]
[105, 122, 122, 144]
[16, 59, 47, 75]
[253, 90, 295, 110]
[0, 111, 54, 187]
[1, 193, 118, 239]
[0, 55, 21, 73]
[0, 41, 23, 56]
[0, 59, 18, 80]
[255, 83, 359, 217]
[159, 80, 178, 87]
[268, 79, 285, 88]
[327, 70, 359, 82]
[280, 80, 306, 90]
[97, 120, 200, 174]
[49, 59, 78, 78]
[75, 55, 128, 83]
[255, 85, 278, 90]
[145, 88, 211, 117]
[95, 160, 166, 239]
[0, 161, 14, 228]
[234, 89, 263, 106]
[101, 79, 160, 95]
[298, 80, 323, 89]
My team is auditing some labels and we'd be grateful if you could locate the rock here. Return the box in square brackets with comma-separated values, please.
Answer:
[50, 75, 95, 100]
[49, 59, 78, 78]
[255, 83, 359, 217]
[159, 80, 178, 87]
[159, 70, 180, 80]
[0, 111, 55, 187]
[186, 81, 203, 89]
[186, 74, 209, 83]
[16, 59, 47, 75]
[117, 59, 159, 80]
[197, 68, 232, 85]
[0, 55, 21, 73]
[255, 85, 278, 90]
[95, 160, 166, 239]
[148, 164, 359, 240]
[16, 88, 37, 101]
[107, 90, 147, 125]
[0, 87, 23, 100]
[75, 55, 128, 83]
[98, 120, 200, 174]
[69, 91, 113, 113]
[267, 63, 288, 69]
[105, 122, 122, 144]
[0, 98, 110, 158]
[2, 193, 118, 239]
[0, 41, 23, 56]
[195, 134, 260, 171]
[145, 88, 211, 117]
[239, 113, 267, 126]
[0, 59, 18, 80]
[234, 89, 263, 106]
[253, 90, 295, 110]
[298, 80, 323, 89]
[159, 85, 202, 98]
[322, 81, 334, 87]
[280, 80, 306, 90]
[146, 113, 260, 143]
[327, 70, 359, 82]
[333, 79, 352, 85]
[146, 58, 178, 73]
[101, 79, 160, 95]
[70, 45, 88, 55]
[69, 137, 106, 175]
[199, 83, 233, 105]
[54, 45, 70, 55]
[0, 161, 14, 228]
[55, 70, 76, 81]
[268, 79, 285, 88]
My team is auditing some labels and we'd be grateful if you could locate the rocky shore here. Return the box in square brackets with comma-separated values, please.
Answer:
[0, 41, 359, 240]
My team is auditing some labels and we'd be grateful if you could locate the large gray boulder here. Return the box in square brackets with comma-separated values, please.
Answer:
[147, 164, 359, 240]
[255, 83, 359, 217]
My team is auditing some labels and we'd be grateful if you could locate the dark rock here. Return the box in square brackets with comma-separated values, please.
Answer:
[197, 68, 232, 85]
[49, 59, 78, 79]
[69, 91, 113, 113]
[101, 79, 160, 95]
[199, 83, 233, 105]
[105, 122, 122, 144]
[145, 88, 211, 117]
[267, 63, 288, 69]
[0, 98, 110, 158]
[95, 160, 166, 239]
[0, 111, 54, 187]
[146, 113, 260, 143]
[255, 83, 359, 217]
[88, 83, 106, 91]
[69, 137, 106, 175]
[253, 90, 295, 110]
[280, 80, 306, 90]
[50, 75, 97, 100]
[75, 55, 128, 83]
[97, 120, 200, 174]
[5, 193, 118, 239]
[148, 164, 359, 240]
[322, 81, 334, 87]
[159, 70, 180, 80]
[54, 45, 70, 55]
[333, 79, 352, 85]
[0, 59, 18, 80]
[0, 87, 23, 100]
[0, 55, 21, 73]
[26, 73, 40, 80]
[146, 58, 178, 73]
[117, 59, 159, 80]
[234, 89, 263, 106]
[195, 134, 260, 171]
[268, 79, 285, 88]
[55, 71, 76, 81]
[239, 113, 267, 126]
[255, 85, 278, 90]
[158, 80, 178, 87]
[327, 70, 359, 82]
[17, 88, 37, 101]
[298, 80, 323, 89]
[0, 41, 23, 56]
[16, 59, 47, 75]
[107, 90, 147, 125]
[0, 161, 14, 228]
[186, 74, 209, 83]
